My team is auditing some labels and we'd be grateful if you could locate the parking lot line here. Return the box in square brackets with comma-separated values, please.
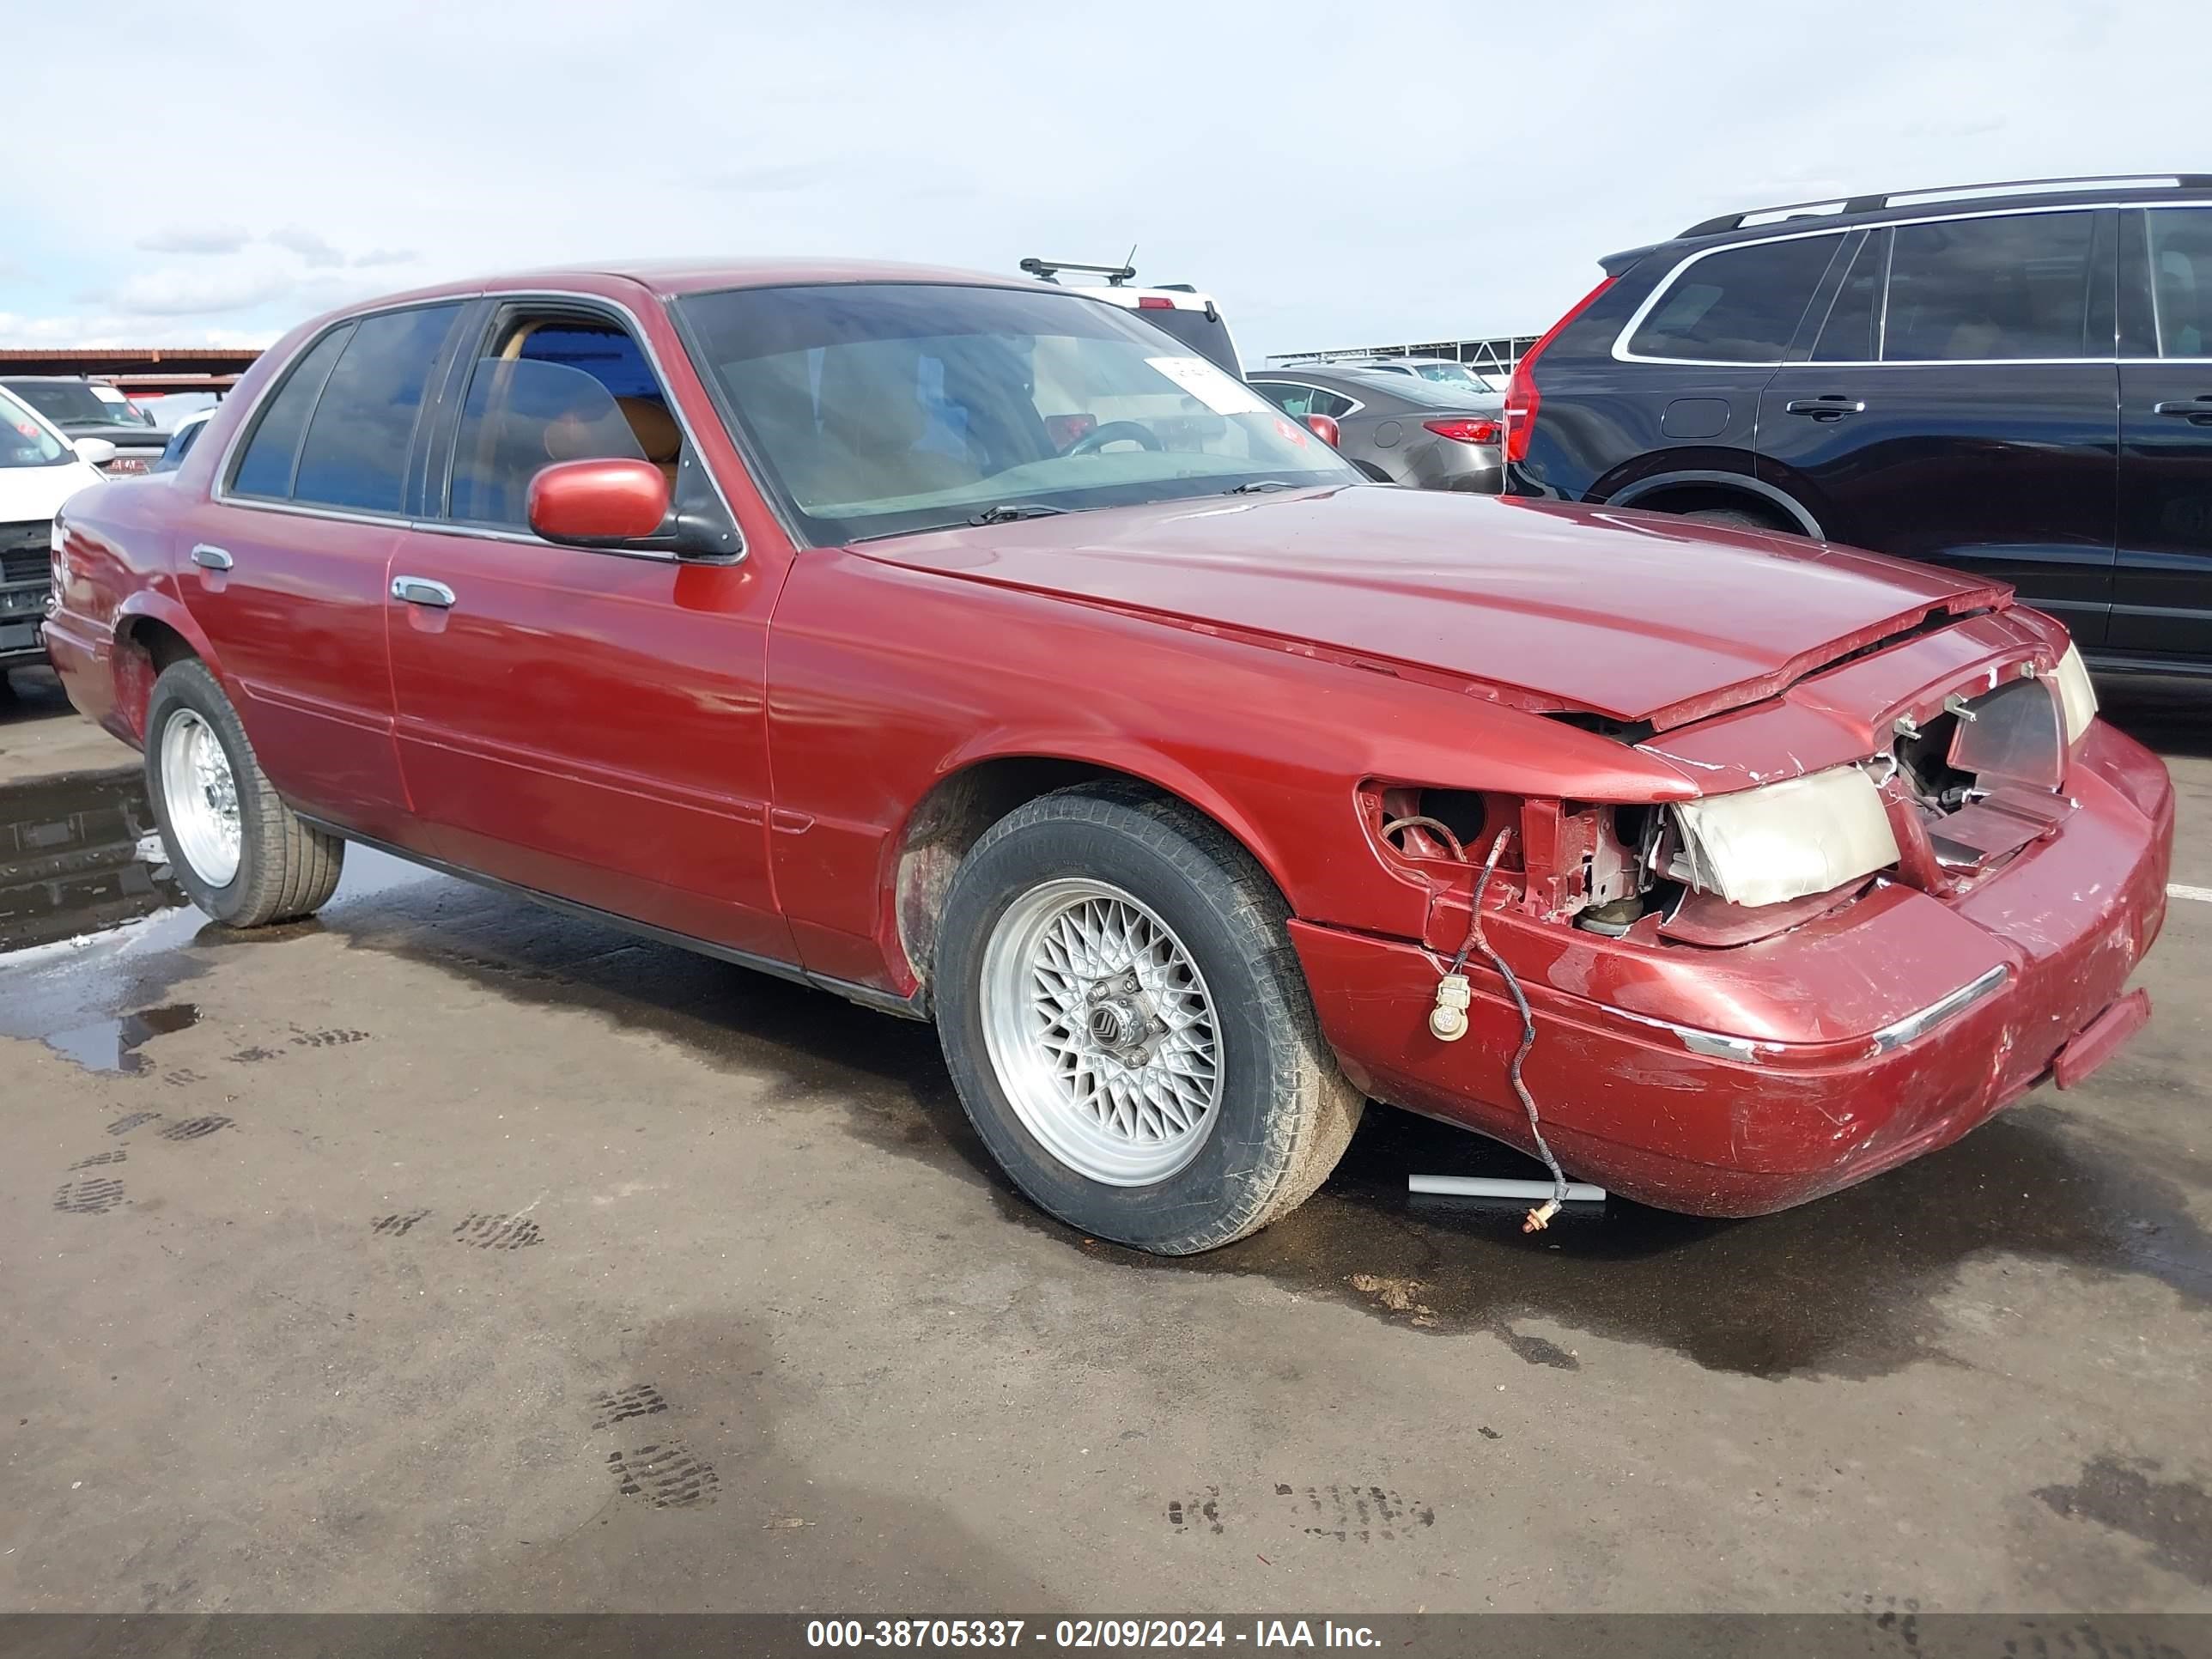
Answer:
[2170, 883, 2212, 903]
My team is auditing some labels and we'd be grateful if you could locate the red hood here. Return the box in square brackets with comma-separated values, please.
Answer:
[855, 487, 2010, 731]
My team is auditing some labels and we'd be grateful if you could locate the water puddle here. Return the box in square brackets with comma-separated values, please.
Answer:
[40, 1000, 203, 1074]
[0, 767, 185, 951]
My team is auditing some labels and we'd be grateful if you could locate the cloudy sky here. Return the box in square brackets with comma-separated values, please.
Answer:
[0, 0, 2197, 362]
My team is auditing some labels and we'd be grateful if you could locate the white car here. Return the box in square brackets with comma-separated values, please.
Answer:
[1, 386, 111, 669]
[1020, 258, 1244, 374]
[148, 405, 216, 474]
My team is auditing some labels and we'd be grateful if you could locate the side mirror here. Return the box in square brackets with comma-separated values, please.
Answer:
[527, 458, 671, 546]
[1304, 413, 1341, 447]
[74, 437, 118, 469]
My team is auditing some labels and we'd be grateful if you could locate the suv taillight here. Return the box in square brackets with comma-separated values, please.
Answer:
[1504, 274, 1615, 467]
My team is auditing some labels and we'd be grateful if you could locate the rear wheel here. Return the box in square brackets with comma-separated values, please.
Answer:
[145, 659, 343, 927]
[934, 784, 1362, 1254]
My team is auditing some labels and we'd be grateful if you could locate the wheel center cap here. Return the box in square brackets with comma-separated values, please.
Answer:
[1088, 1002, 1136, 1047]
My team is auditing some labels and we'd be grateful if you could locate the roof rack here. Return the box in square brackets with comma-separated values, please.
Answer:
[1020, 256, 1138, 287]
[1679, 173, 2212, 239]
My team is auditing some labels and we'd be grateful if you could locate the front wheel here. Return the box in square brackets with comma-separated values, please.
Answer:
[934, 785, 1362, 1254]
[144, 659, 343, 927]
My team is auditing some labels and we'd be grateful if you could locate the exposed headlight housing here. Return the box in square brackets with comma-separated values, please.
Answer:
[2051, 641, 2097, 746]
[1670, 765, 1900, 908]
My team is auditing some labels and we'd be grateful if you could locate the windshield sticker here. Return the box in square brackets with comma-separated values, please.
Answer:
[1146, 356, 1269, 417]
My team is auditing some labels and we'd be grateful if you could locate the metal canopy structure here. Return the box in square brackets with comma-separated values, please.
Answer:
[0, 346, 261, 396]
[1264, 331, 1540, 380]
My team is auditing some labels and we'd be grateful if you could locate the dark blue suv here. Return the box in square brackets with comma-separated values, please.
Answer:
[1503, 173, 2212, 679]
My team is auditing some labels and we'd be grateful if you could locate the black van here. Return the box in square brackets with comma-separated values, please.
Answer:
[1502, 174, 2212, 678]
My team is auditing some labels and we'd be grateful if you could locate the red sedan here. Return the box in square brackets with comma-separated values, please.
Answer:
[43, 260, 2173, 1253]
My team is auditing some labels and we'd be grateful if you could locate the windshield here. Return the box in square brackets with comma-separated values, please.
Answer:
[678, 283, 1357, 544]
[91, 386, 155, 425]
[3, 379, 121, 427]
[0, 388, 71, 468]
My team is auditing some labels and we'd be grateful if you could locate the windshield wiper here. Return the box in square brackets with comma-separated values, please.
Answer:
[1224, 480, 1304, 495]
[968, 502, 1070, 525]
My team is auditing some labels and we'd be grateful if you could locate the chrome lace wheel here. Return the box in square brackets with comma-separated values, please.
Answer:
[978, 878, 1223, 1185]
[159, 708, 241, 887]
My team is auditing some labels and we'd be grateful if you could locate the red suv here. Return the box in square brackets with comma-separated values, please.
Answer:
[45, 260, 2173, 1253]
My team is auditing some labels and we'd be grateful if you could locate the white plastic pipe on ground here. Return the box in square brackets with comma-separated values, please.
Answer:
[1408, 1175, 1608, 1203]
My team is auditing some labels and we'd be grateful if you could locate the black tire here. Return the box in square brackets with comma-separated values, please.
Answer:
[934, 783, 1362, 1255]
[144, 658, 343, 927]
[1680, 505, 1784, 532]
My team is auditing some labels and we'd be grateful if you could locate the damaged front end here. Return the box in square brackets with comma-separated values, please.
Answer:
[1297, 619, 2173, 1218]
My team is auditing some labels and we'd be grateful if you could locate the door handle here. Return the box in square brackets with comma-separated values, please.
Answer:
[189, 544, 233, 570]
[1784, 398, 1865, 419]
[2152, 398, 2212, 422]
[391, 576, 457, 609]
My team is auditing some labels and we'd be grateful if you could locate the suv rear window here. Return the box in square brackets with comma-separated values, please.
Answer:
[2148, 208, 2212, 357]
[1626, 234, 1841, 363]
[1882, 211, 2095, 361]
[1132, 307, 1241, 375]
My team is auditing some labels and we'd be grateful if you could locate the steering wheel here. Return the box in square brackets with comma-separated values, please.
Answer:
[1065, 421, 1163, 457]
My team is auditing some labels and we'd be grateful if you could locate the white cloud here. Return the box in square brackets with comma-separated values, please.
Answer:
[99, 265, 301, 318]
[267, 226, 345, 268]
[0, 0, 2205, 354]
[350, 247, 417, 268]
[137, 225, 252, 255]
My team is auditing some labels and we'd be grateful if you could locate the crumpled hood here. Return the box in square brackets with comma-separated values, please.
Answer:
[857, 486, 2010, 731]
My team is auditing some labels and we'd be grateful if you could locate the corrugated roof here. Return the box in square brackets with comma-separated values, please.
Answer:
[0, 347, 264, 372]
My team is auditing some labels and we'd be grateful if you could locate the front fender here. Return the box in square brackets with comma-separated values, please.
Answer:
[930, 726, 1302, 902]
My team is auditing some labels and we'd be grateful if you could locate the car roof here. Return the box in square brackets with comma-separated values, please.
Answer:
[1630, 173, 2212, 266]
[1249, 363, 1500, 407]
[327, 258, 1043, 313]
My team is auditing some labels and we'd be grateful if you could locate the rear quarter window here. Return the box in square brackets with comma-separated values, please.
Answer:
[1626, 234, 1843, 363]
[229, 326, 354, 499]
[290, 304, 464, 513]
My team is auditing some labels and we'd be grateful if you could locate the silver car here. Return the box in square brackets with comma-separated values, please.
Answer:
[1248, 365, 1503, 493]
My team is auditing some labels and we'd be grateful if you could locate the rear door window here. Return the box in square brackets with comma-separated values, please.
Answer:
[290, 304, 464, 513]
[1810, 231, 1887, 362]
[229, 325, 353, 499]
[1881, 211, 2096, 361]
[2147, 208, 2212, 357]
[1254, 381, 1318, 416]
[1627, 234, 1842, 363]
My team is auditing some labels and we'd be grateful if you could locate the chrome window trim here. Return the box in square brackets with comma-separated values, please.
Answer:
[403, 517, 679, 564]
[210, 287, 744, 563]
[1246, 377, 1367, 416]
[1613, 200, 2129, 368]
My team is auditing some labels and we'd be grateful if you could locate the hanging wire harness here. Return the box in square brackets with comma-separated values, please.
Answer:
[1382, 817, 1572, 1233]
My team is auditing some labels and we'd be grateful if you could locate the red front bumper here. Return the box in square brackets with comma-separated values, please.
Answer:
[1291, 722, 2174, 1217]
